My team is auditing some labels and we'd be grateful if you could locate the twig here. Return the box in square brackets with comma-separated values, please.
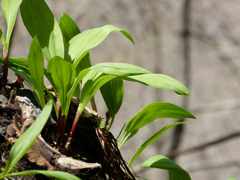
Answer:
[168, 131, 240, 158]
[190, 99, 240, 114]
[187, 161, 240, 172]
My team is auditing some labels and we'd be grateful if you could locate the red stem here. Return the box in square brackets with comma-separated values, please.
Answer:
[65, 108, 81, 149]
[57, 114, 66, 146]
[2, 48, 9, 95]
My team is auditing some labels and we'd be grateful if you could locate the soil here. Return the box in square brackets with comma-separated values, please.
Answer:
[0, 86, 135, 180]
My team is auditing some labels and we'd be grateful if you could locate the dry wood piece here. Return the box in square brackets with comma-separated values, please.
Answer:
[1, 90, 135, 179]
[0, 94, 102, 178]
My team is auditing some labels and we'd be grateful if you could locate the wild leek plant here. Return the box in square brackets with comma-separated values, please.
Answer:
[0, 0, 205, 179]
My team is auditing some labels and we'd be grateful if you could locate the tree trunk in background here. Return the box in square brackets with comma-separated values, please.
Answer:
[169, 0, 191, 161]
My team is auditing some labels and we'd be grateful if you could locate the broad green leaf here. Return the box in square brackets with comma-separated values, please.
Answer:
[65, 68, 91, 116]
[0, 57, 28, 67]
[9, 57, 28, 67]
[91, 62, 189, 95]
[124, 73, 190, 95]
[58, 12, 91, 97]
[91, 62, 150, 76]
[0, 28, 6, 49]
[1, 100, 52, 176]
[129, 122, 189, 167]
[78, 70, 116, 115]
[1, 170, 81, 180]
[65, 25, 134, 68]
[1, 0, 22, 52]
[47, 57, 76, 115]
[59, 13, 80, 47]
[118, 102, 195, 148]
[20, 0, 64, 60]
[141, 155, 191, 180]
[226, 178, 236, 180]
[58, 12, 92, 70]
[28, 36, 45, 107]
[100, 79, 124, 119]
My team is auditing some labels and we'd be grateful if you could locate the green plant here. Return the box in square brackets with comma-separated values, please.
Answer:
[0, 0, 199, 179]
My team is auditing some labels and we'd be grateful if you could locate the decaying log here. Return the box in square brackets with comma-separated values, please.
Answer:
[1, 88, 135, 179]
[0, 91, 101, 177]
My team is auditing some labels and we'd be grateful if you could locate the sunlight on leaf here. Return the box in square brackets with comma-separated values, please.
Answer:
[129, 122, 189, 167]
[1, 0, 22, 52]
[65, 25, 134, 68]
[28, 36, 45, 107]
[119, 102, 195, 148]
[124, 73, 190, 95]
[91, 62, 150, 76]
[64, 68, 90, 116]
[78, 70, 116, 115]
[141, 155, 191, 180]
[47, 57, 76, 115]
[92, 62, 189, 95]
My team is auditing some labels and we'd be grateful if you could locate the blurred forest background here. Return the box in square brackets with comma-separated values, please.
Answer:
[1, 0, 240, 179]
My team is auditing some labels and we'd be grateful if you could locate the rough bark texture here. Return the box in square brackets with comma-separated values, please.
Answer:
[0, 87, 135, 180]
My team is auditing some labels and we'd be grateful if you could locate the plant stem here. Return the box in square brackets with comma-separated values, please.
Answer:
[1, 47, 9, 95]
[57, 114, 66, 147]
[55, 101, 61, 143]
[65, 108, 81, 149]
[90, 96, 97, 112]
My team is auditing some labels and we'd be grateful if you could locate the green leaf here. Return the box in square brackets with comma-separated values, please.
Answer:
[58, 12, 91, 98]
[58, 12, 92, 70]
[78, 70, 116, 115]
[1, 170, 81, 180]
[118, 102, 195, 148]
[65, 25, 134, 68]
[28, 36, 45, 107]
[1, 0, 22, 52]
[65, 68, 91, 116]
[59, 13, 80, 47]
[5, 61, 35, 88]
[91, 62, 150, 76]
[0, 28, 6, 49]
[226, 178, 237, 180]
[47, 56, 76, 115]
[129, 122, 189, 167]
[9, 57, 28, 67]
[91, 62, 189, 95]
[141, 155, 191, 180]
[100, 79, 124, 119]
[0, 57, 28, 67]
[1, 100, 52, 176]
[20, 0, 64, 60]
[124, 73, 190, 95]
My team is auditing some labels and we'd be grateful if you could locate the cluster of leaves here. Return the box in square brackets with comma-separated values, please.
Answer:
[1, 0, 229, 180]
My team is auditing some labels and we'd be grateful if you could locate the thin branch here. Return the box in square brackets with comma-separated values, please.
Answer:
[190, 99, 240, 114]
[168, 131, 240, 158]
[187, 161, 240, 172]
